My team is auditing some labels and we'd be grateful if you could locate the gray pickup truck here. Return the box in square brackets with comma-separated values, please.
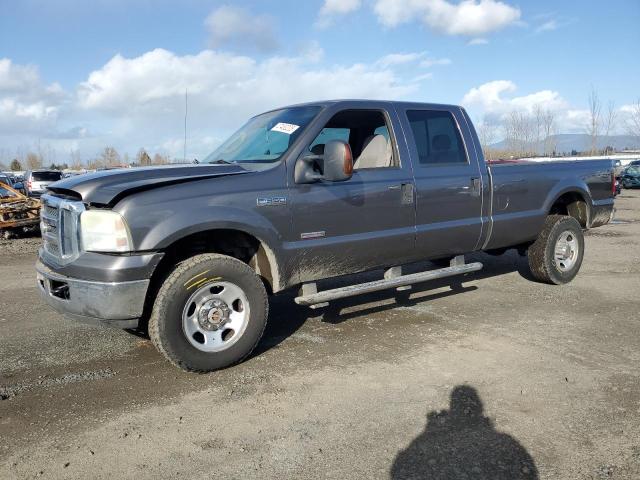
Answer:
[36, 100, 615, 372]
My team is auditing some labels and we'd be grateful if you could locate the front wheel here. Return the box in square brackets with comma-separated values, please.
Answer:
[149, 254, 268, 372]
[527, 215, 584, 285]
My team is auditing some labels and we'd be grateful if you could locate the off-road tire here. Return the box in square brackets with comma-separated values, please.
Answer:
[527, 215, 584, 285]
[149, 253, 268, 373]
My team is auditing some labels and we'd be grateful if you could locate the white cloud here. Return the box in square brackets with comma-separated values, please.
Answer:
[373, 0, 520, 36]
[535, 19, 558, 33]
[420, 57, 452, 67]
[410, 72, 434, 82]
[620, 103, 639, 114]
[0, 58, 66, 135]
[0, 59, 40, 93]
[317, 0, 362, 27]
[205, 5, 278, 52]
[375, 52, 425, 68]
[462, 80, 567, 115]
[532, 14, 574, 34]
[468, 38, 489, 45]
[75, 48, 422, 158]
[461, 80, 607, 133]
[299, 41, 325, 63]
[320, 0, 362, 16]
[374, 52, 451, 69]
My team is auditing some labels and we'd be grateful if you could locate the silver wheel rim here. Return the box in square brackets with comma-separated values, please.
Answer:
[182, 280, 250, 352]
[554, 230, 579, 272]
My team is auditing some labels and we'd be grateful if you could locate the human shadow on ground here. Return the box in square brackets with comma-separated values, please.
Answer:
[390, 385, 538, 480]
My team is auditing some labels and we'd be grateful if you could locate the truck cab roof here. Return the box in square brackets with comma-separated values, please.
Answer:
[263, 99, 462, 115]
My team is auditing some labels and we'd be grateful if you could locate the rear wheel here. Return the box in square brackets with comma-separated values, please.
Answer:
[527, 215, 584, 285]
[149, 254, 268, 372]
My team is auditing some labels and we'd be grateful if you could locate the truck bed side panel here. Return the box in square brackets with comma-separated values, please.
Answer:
[486, 160, 614, 250]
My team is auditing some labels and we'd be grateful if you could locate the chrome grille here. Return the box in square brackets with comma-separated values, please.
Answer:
[43, 205, 58, 218]
[40, 194, 85, 265]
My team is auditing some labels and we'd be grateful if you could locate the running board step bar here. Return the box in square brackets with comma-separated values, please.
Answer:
[295, 259, 483, 308]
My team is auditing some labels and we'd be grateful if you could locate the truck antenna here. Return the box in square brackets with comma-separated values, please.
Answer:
[183, 89, 188, 163]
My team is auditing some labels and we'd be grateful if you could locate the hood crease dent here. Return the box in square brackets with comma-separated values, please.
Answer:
[46, 165, 249, 206]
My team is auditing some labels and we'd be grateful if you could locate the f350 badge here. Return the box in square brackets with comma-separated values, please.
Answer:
[257, 196, 287, 207]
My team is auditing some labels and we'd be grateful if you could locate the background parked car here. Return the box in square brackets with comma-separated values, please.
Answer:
[612, 159, 625, 176]
[0, 173, 12, 187]
[24, 170, 63, 197]
[0, 174, 25, 194]
[620, 165, 640, 189]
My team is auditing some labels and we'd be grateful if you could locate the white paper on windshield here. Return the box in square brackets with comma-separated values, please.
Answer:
[271, 122, 300, 135]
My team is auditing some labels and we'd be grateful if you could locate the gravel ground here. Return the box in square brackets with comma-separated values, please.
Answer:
[0, 193, 639, 479]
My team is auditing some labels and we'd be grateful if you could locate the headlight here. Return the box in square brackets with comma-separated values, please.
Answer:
[80, 210, 132, 253]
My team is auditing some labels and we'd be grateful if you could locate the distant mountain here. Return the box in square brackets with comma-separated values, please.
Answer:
[490, 134, 640, 154]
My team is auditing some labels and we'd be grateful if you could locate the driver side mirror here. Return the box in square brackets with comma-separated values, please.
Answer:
[294, 140, 353, 184]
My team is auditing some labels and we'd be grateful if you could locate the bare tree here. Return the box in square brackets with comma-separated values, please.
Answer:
[477, 116, 498, 161]
[586, 87, 601, 155]
[541, 109, 557, 156]
[504, 110, 535, 157]
[533, 105, 544, 155]
[136, 148, 152, 166]
[86, 158, 102, 170]
[69, 150, 83, 170]
[152, 153, 170, 165]
[603, 100, 617, 139]
[100, 146, 121, 167]
[10, 159, 23, 171]
[26, 152, 43, 170]
[625, 99, 640, 140]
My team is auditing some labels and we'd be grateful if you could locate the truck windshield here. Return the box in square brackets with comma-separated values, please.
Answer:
[204, 106, 321, 165]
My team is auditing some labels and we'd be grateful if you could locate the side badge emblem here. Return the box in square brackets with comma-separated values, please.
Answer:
[300, 231, 325, 240]
[257, 197, 287, 207]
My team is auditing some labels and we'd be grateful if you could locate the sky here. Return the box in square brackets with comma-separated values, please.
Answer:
[1, 0, 639, 164]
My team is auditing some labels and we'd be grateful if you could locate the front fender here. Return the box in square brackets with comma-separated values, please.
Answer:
[140, 205, 281, 253]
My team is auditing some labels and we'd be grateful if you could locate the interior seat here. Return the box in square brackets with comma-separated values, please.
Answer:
[431, 134, 452, 163]
[354, 134, 392, 169]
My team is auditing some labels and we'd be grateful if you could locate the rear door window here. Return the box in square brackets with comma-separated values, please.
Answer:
[406, 110, 467, 165]
[32, 172, 63, 181]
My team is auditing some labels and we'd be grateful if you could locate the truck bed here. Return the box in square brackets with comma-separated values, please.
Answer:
[485, 159, 614, 250]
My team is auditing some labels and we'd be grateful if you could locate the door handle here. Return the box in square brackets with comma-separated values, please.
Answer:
[470, 177, 481, 197]
[388, 184, 413, 204]
[400, 183, 414, 205]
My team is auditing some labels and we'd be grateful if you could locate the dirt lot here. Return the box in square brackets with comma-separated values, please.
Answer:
[1, 194, 639, 479]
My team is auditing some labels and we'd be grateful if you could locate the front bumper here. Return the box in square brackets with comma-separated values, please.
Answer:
[36, 260, 149, 329]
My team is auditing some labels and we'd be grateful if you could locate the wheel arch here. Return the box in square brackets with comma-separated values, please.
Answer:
[546, 187, 592, 228]
[152, 227, 283, 294]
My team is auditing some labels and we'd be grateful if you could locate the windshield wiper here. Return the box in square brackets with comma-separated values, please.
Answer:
[211, 159, 232, 164]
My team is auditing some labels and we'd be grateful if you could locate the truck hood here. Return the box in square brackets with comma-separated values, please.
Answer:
[47, 164, 249, 205]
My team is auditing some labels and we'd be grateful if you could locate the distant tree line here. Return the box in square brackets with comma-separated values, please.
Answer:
[0, 146, 174, 172]
[478, 88, 640, 161]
